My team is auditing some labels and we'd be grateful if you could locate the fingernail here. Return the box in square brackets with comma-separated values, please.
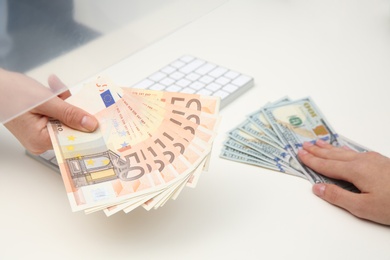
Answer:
[316, 139, 326, 145]
[313, 184, 326, 197]
[81, 116, 98, 131]
[303, 141, 313, 148]
[298, 149, 308, 155]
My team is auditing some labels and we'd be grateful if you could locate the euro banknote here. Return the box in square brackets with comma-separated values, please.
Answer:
[48, 76, 220, 216]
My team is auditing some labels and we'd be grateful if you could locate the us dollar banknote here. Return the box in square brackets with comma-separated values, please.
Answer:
[221, 96, 367, 192]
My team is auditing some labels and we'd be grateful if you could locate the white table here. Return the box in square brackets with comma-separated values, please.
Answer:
[1, 0, 390, 259]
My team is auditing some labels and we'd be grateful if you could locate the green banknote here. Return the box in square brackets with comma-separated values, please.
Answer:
[221, 96, 364, 192]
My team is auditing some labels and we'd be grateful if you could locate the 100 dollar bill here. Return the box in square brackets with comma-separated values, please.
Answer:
[221, 96, 362, 192]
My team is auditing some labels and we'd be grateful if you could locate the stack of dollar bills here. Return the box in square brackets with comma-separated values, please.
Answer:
[220, 96, 368, 192]
[48, 77, 220, 216]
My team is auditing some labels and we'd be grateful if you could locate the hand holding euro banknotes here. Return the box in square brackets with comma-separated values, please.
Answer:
[47, 76, 220, 216]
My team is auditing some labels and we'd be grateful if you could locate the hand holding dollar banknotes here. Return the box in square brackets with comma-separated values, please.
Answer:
[298, 139, 390, 226]
[221, 96, 390, 226]
[1, 69, 98, 154]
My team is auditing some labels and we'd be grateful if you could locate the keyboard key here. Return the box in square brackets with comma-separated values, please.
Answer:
[206, 82, 223, 92]
[179, 59, 205, 74]
[195, 63, 217, 75]
[215, 76, 230, 86]
[213, 90, 230, 99]
[209, 67, 228, 78]
[161, 65, 176, 74]
[171, 60, 186, 69]
[186, 72, 201, 81]
[181, 87, 196, 94]
[166, 85, 182, 92]
[149, 72, 166, 82]
[160, 77, 176, 86]
[180, 55, 195, 63]
[134, 79, 154, 89]
[149, 84, 166, 91]
[176, 78, 191, 88]
[232, 75, 252, 86]
[189, 81, 206, 90]
[196, 89, 213, 96]
[199, 75, 214, 85]
[170, 71, 185, 80]
[224, 70, 240, 79]
[222, 84, 238, 93]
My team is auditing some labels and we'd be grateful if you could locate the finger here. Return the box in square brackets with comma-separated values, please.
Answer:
[302, 140, 358, 161]
[314, 138, 334, 149]
[35, 97, 98, 132]
[298, 149, 354, 182]
[312, 184, 369, 221]
[316, 139, 357, 155]
[4, 113, 52, 154]
[47, 74, 71, 100]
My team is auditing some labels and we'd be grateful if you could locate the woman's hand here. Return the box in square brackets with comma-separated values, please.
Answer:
[4, 71, 98, 154]
[298, 139, 390, 225]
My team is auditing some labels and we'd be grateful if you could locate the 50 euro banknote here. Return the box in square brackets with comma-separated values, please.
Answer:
[48, 77, 220, 215]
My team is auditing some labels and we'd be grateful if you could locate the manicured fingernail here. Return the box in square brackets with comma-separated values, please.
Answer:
[298, 149, 308, 155]
[303, 141, 313, 148]
[313, 184, 326, 197]
[316, 139, 326, 145]
[81, 116, 98, 131]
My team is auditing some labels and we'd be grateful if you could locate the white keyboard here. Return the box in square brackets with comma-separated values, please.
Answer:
[133, 55, 254, 109]
[27, 55, 254, 171]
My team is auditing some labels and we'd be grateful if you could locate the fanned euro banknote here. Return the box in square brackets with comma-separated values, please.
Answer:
[220, 96, 369, 193]
[47, 76, 220, 216]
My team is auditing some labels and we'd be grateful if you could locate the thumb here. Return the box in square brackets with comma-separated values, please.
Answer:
[47, 74, 72, 100]
[36, 96, 98, 132]
[312, 183, 362, 215]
